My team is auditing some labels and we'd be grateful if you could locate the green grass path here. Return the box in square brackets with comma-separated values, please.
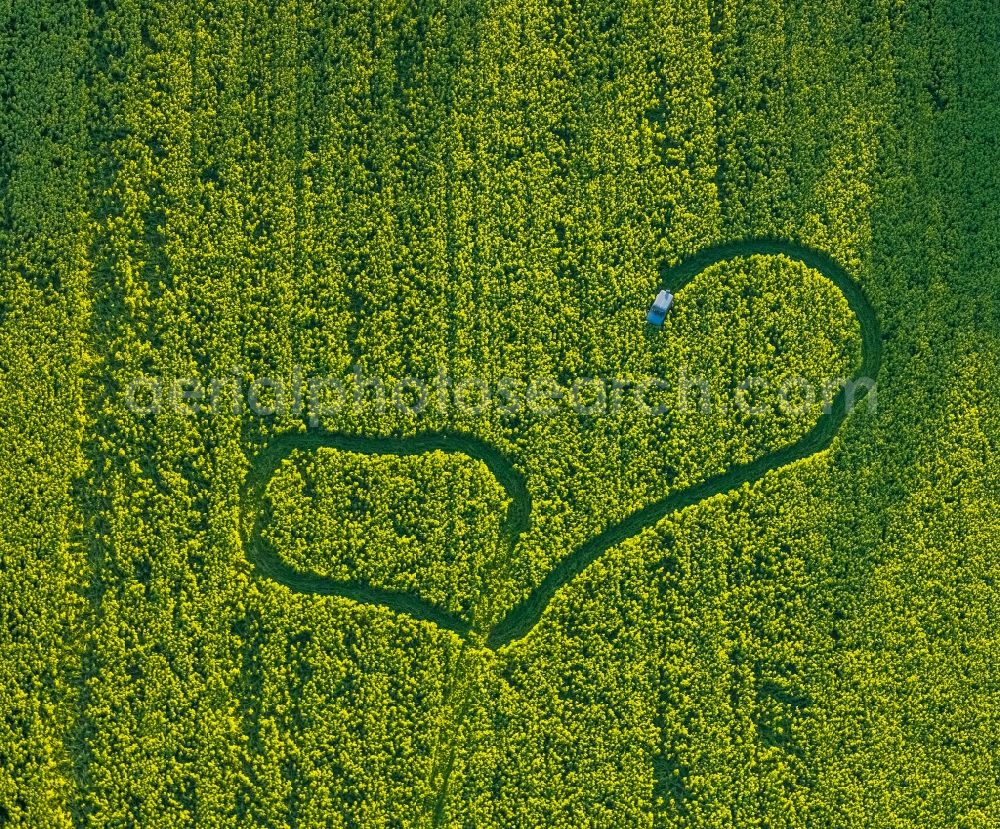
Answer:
[240, 237, 882, 650]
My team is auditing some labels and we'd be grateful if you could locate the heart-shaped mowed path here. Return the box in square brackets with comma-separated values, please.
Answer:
[240, 238, 882, 650]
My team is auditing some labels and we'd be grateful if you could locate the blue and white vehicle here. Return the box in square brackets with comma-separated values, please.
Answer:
[646, 289, 673, 326]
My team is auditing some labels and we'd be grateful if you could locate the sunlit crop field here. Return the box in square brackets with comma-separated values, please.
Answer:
[1, 0, 998, 826]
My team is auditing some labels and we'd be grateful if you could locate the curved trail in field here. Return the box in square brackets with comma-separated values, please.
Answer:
[240, 238, 882, 651]
[240, 431, 530, 639]
[488, 238, 882, 646]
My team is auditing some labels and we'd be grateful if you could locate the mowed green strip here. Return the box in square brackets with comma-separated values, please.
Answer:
[489, 239, 881, 647]
[242, 431, 529, 639]
[238, 239, 877, 650]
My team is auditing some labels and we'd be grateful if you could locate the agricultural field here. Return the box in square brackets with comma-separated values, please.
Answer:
[0, 0, 998, 827]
